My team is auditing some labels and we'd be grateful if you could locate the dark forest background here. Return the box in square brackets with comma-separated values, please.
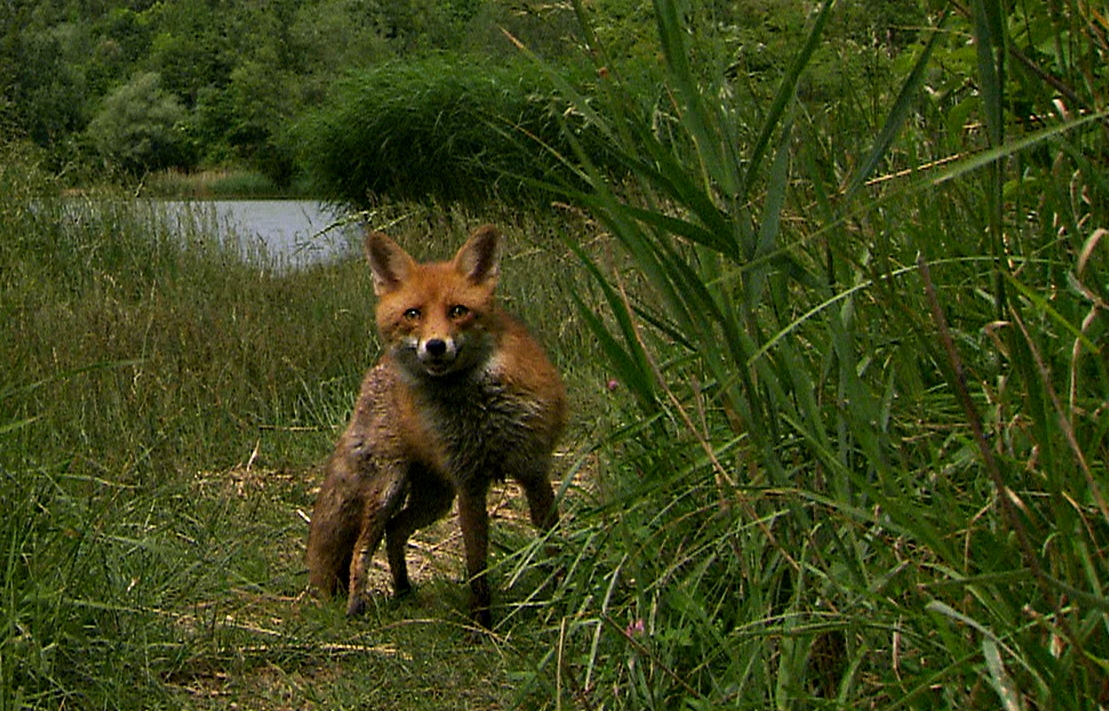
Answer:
[2, 0, 924, 199]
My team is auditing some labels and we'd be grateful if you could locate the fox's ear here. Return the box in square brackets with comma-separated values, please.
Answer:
[365, 232, 416, 295]
[453, 224, 501, 286]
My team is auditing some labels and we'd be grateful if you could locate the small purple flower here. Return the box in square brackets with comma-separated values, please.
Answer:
[624, 618, 645, 638]
[606, 378, 619, 392]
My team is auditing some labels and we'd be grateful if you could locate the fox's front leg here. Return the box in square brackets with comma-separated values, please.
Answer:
[517, 469, 557, 532]
[346, 469, 408, 616]
[457, 485, 492, 628]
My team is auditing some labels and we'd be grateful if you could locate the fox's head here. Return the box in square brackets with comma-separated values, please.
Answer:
[366, 225, 501, 380]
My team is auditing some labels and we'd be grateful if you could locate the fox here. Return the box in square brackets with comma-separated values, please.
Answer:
[305, 224, 568, 628]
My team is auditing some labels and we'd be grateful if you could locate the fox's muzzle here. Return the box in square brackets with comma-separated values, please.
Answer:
[418, 338, 458, 375]
[424, 339, 449, 358]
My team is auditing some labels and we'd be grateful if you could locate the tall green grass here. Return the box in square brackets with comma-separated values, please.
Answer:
[521, 1, 1109, 708]
[1, 147, 367, 708]
[0, 144, 596, 707]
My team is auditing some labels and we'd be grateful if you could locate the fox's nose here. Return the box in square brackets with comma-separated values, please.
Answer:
[425, 339, 448, 358]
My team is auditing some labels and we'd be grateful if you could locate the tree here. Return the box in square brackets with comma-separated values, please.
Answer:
[86, 71, 193, 174]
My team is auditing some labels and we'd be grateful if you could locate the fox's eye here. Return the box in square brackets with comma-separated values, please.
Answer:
[449, 305, 470, 319]
[403, 308, 421, 321]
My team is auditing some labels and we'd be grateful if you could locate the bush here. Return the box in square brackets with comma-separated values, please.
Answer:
[294, 53, 613, 206]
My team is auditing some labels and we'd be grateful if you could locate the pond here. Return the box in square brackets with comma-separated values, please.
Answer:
[158, 199, 362, 267]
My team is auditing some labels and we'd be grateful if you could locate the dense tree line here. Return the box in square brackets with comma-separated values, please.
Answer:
[1, 0, 926, 194]
[0, 0, 581, 182]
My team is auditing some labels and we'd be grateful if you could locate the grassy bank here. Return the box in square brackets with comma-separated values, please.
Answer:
[140, 169, 310, 199]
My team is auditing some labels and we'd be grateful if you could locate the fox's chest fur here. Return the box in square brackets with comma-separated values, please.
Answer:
[397, 359, 551, 490]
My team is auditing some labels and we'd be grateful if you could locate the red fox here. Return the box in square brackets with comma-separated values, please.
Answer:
[306, 225, 567, 627]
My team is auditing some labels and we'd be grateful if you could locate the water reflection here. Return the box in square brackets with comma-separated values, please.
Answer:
[160, 200, 361, 267]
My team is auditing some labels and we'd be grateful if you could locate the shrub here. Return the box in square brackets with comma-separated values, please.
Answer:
[294, 52, 613, 206]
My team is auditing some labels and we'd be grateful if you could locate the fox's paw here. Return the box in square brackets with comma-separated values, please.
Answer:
[345, 593, 367, 617]
[470, 604, 492, 630]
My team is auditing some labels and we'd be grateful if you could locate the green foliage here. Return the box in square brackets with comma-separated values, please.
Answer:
[86, 71, 194, 175]
[6, 19, 92, 151]
[295, 53, 611, 205]
[0, 0, 593, 185]
[524, 0, 1109, 708]
[0, 0, 937, 197]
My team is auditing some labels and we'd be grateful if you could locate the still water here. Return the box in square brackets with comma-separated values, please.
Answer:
[159, 199, 362, 267]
